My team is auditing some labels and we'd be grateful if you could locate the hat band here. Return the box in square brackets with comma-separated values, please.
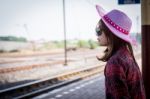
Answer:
[103, 15, 129, 35]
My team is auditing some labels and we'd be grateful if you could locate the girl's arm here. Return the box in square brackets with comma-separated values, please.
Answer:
[105, 64, 130, 99]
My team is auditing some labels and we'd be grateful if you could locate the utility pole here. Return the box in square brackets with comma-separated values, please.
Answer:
[136, 16, 139, 43]
[23, 24, 35, 51]
[63, 0, 67, 66]
[141, 0, 150, 98]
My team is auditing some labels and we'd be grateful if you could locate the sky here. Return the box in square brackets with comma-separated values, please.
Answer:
[0, 0, 141, 41]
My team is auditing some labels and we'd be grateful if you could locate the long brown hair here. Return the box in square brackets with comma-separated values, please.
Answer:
[97, 19, 136, 62]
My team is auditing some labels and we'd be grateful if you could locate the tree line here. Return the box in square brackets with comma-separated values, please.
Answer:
[0, 36, 27, 42]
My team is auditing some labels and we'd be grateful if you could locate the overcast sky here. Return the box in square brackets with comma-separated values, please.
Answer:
[0, 0, 141, 41]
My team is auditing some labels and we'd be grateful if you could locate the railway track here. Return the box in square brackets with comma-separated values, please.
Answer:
[0, 51, 141, 74]
[0, 49, 99, 64]
[0, 50, 141, 98]
[0, 64, 105, 99]
[0, 52, 98, 74]
[0, 60, 66, 74]
[0, 57, 96, 74]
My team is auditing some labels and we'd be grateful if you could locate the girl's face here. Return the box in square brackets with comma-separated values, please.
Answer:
[96, 21, 109, 46]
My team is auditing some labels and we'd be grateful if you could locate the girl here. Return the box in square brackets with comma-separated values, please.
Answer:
[95, 5, 146, 99]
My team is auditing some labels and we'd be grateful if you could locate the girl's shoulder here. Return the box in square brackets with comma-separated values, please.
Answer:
[105, 48, 132, 76]
[106, 47, 133, 69]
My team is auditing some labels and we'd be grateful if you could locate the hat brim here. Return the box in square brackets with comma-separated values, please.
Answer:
[96, 5, 106, 17]
[96, 5, 137, 46]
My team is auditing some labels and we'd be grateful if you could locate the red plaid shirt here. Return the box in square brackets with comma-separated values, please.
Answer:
[104, 47, 146, 99]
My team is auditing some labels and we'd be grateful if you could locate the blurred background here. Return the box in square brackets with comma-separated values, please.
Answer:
[0, 0, 141, 99]
[0, 0, 141, 52]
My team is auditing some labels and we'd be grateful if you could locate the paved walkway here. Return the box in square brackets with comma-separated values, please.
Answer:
[34, 74, 105, 99]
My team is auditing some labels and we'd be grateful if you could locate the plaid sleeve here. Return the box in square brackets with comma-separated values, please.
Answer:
[105, 63, 130, 99]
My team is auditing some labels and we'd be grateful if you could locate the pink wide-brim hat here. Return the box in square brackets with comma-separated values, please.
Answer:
[96, 5, 137, 45]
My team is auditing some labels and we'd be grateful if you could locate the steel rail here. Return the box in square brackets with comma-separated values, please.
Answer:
[0, 64, 105, 99]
